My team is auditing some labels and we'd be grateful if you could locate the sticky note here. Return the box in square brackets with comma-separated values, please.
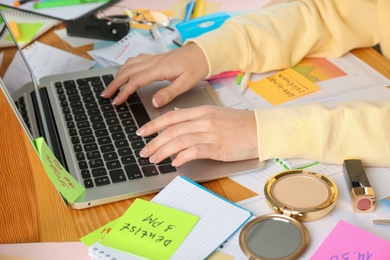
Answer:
[311, 220, 390, 259]
[101, 199, 199, 260]
[5, 22, 43, 45]
[8, 21, 19, 39]
[80, 219, 118, 247]
[248, 68, 320, 105]
[34, 137, 85, 204]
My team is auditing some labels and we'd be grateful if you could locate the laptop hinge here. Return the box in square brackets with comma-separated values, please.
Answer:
[31, 87, 68, 170]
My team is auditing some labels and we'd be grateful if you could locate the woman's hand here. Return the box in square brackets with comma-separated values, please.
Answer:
[136, 105, 259, 167]
[101, 43, 209, 108]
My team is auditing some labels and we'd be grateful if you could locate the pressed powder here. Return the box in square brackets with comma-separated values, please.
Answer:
[271, 174, 331, 209]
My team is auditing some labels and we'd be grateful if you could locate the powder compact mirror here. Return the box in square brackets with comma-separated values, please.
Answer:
[239, 170, 338, 260]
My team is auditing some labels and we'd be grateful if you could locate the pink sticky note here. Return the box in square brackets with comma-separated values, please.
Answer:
[311, 220, 390, 259]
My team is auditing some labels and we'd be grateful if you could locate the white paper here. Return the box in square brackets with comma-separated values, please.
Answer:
[88, 31, 161, 67]
[3, 41, 95, 95]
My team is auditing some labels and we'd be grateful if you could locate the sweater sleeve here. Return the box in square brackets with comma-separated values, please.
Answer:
[190, 0, 379, 77]
[254, 101, 390, 167]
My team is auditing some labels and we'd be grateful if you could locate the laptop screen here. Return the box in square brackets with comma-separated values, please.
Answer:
[0, 11, 52, 147]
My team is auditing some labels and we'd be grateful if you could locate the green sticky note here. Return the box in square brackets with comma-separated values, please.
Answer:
[80, 219, 118, 247]
[101, 199, 199, 260]
[34, 137, 85, 204]
[5, 22, 43, 44]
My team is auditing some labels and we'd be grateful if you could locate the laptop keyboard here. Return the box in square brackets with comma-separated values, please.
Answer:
[54, 74, 176, 189]
[14, 96, 33, 134]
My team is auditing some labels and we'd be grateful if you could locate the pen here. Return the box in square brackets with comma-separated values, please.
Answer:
[239, 72, 251, 94]
[373, 220, 390, 225]
[184, 1, 195, 22]
[151, 24, 169, 53]
[33, 0, 109, 9]
[13, 0, 33, 7]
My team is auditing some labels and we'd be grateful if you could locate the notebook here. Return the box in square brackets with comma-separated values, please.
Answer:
[0, 11, 264, 209]
[0, 6, 60, 48]
[86, 176, 252, 259]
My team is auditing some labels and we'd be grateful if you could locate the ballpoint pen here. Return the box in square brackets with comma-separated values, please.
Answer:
[239, 72, 251, 94]
[150, 24, 169, 53]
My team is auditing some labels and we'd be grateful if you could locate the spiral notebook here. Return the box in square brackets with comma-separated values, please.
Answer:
[87, 176, 253, 260]
[0, 6, 60, 48]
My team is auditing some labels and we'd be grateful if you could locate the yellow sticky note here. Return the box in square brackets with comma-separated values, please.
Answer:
[80, 219, 118, 247]
[101, 199, 199, 260]
[34, 137, 85, 204]
[249, 68, 321, 106]
[8, 21, 19, 38]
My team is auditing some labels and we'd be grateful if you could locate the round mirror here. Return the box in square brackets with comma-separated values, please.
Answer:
[239, 214, 309, 260]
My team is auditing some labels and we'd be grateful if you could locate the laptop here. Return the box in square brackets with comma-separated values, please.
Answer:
[0, 11, 264, 209]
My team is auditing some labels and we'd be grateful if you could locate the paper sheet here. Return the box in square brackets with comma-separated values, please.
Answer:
[2, 41, 95, 95]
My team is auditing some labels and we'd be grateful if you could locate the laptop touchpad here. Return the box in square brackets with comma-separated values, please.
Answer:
[137, 80, 220, 120]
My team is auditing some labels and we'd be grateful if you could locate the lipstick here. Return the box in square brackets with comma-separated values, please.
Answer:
[344, 159, 376, 212]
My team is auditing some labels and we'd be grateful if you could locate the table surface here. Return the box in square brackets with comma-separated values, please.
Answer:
[1, 23, 390, 244]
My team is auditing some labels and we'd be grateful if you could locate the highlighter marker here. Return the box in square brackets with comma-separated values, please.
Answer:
[343, 159, 376, 212]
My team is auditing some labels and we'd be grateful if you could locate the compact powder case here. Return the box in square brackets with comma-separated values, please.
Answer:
[239, 170, 338, 260]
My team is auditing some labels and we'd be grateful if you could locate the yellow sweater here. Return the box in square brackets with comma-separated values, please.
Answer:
[191, 0, 390, 166]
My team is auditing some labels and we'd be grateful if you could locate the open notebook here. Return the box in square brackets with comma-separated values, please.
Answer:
[0, 11, 264, 209]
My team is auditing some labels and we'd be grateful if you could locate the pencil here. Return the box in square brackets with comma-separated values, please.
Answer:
[239, 72, 251, 94]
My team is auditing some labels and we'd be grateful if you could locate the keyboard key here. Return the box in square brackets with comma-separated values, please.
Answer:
[103, 152, 118, 161]
[130, 103, 151, 127]
[107, 160, 121, 170]
[158, 164, 177, 174]
[118, 147, 132, 156]
[84, 179, 94, 188]
[89, 159, 104, 168]
[109, 169, 127, 183]
[101, 144, 115, 153]
[84, 143, 98, 152]
[92, 167, 107, 177]
[86, 151, 101, 160]
[142, 165, 159, 177]
[138, 158, 151, 166]
[121, 155, 136, 165]
[124, 164, 143, 180]
[95, 176, 110, 186]
[81, 170, 91, 179]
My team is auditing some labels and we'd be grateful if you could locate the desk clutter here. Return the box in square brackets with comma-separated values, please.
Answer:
[81, 176, 252, 259]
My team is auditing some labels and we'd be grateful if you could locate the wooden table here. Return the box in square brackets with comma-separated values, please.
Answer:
[1, 24, 390, 244]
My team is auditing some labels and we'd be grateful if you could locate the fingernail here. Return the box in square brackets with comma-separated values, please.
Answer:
[136, 126, 145, 136]
[112, 97, 118, 105]
[149, 153, 156, 163]
[171, 159, 177, 167]
[152, 96, 163, 108]
[139, 146, 147, 157]
[100, 89, 107, 97]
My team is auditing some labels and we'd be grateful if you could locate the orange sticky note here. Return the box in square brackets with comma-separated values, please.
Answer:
[249, 68, 320, 106]
[9, 21, 20, 38]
